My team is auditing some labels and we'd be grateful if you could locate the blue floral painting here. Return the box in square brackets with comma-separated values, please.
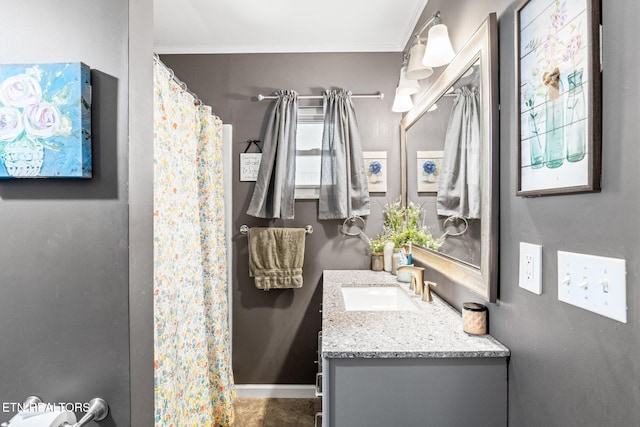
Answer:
[0, 62, 91, 178]
[363, 151, 387, 193]
[417, 151, 443, 192]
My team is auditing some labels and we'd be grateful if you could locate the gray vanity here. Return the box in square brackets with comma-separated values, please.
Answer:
[320, 270, 509, 427]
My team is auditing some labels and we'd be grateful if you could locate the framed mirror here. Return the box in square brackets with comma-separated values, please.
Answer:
[400, 14, 499, 301]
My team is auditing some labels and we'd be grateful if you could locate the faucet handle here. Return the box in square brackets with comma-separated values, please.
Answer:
[421, 281, 433, 303]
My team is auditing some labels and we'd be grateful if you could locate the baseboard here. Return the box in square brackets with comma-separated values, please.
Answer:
[235, 384, 316, 399]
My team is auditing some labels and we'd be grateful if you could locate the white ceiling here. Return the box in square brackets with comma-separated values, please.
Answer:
[153, 0, 428, 54]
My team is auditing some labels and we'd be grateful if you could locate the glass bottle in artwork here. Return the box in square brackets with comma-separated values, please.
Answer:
[529, 116, 544, 169]
[525, 96, 544, 169]
[565, 68, 586, 162]
[542, 68, 564, 169]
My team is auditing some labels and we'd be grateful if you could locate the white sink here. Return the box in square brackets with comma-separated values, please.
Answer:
[341, 286, 419, 312]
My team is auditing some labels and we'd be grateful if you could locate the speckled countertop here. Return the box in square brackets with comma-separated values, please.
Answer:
[322, 270, 510, 359]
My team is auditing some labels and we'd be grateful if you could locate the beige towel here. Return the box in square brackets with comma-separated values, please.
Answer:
[248, 227, 306, 290]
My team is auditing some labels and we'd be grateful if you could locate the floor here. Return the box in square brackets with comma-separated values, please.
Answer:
[234, 398, 321, 426]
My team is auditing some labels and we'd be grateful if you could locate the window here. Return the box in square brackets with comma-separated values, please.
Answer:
[294, 105, 324, 199]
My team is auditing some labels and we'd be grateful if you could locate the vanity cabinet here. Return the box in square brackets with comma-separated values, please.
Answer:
[321, 270, 509, 427]
[323, 357, 506, 426]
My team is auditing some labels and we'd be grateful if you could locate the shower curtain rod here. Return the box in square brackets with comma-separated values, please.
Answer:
[257, 92, 384, 101]
[153, 53, 205, 107]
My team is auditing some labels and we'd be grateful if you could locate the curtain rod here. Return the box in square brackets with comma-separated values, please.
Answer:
[257, 92, 384, 101]
[153, 53, 205, 107]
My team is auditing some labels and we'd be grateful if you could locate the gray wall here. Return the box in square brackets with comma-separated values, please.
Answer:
[0, 1, 130, 425]
[415, 1, 640, 426]
[161, 53, 402, 383]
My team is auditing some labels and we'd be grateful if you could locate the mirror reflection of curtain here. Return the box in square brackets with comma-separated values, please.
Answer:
[318, 89, 371, 220]
[247, 90, 298, 219]
[437, 86, 481, 219]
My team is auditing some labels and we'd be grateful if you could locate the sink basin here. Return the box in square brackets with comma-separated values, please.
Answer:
[341, 286, 419, 311]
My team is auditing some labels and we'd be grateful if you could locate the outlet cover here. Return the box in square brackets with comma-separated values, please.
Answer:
[519, 242, 542, 294]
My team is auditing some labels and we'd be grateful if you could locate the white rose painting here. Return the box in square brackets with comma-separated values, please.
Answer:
[0, 63, 91, 178]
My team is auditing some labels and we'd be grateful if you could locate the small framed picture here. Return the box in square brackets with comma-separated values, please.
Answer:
[363, 151, 387, 193]
[416, 151, 443, 193]
[240, 152, 261, 181]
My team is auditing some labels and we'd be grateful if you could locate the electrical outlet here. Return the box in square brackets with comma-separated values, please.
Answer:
[557, 251, 627, 323]
[519, 242, 542, 294]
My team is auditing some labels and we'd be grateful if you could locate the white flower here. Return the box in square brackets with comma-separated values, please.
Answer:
[23, 102, 61, 138]
[0, 74, 42, 108]
[0, 107, 24, 141]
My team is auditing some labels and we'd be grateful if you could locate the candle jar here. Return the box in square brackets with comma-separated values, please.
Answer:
[462, 302, 487, 335]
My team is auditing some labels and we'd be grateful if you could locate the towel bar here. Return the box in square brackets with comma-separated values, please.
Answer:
[240, 224, 313, 235]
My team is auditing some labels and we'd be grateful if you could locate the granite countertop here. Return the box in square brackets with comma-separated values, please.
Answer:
[322, 270, 510, 359]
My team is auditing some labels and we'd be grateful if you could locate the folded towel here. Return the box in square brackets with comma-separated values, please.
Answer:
[248, 227, 306, 290]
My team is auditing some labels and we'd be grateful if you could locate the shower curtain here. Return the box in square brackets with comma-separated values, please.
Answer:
[437, 86, 481, 219]
[153, 61, 235, 426]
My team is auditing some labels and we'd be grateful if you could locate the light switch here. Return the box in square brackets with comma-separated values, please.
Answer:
[519, 242, 542, 294]
[557, 251, 627, 323]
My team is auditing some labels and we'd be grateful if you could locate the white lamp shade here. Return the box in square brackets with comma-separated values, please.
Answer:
[392, 88, 413, 113]
[406, 42, 433, 80]
[397, 66, 420, 96]
[422, 24, 455, 68]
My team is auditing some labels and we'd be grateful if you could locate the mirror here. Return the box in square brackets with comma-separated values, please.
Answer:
[400, 14, 498, 301]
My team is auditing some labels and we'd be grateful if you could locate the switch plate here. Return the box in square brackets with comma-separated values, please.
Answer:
[519, 242, 542, 294]
[557, 251, 627, 323]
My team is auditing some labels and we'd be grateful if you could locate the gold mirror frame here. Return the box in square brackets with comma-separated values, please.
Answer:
[400, 14, 499, 301]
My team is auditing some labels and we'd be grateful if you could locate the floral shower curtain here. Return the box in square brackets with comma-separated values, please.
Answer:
[153, 61, 235, 426]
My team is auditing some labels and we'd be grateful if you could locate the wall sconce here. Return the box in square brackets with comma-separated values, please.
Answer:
[391, 88, 414, 113]
[392, 10, 455, 112]
[422, 20, 456, 68]
[406, 40, 433, 80]
[397, 57, 420, 96]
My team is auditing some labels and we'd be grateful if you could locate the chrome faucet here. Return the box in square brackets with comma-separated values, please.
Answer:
[396, 265, 432, 302]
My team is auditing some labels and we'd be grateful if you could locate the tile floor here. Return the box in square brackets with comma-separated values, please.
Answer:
[234, 398, 321, 427]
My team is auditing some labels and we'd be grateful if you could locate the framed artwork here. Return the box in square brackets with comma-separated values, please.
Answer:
[240, 152, 261, 181]
[363, 151, 387, 193]
[515, 0, 601, 196]
[416, 150, 443, 193]
[0, 62, 91, 178]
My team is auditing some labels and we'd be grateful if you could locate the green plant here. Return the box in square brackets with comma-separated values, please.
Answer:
[369, 235, 387, 254]
[380, 199, 442, 251]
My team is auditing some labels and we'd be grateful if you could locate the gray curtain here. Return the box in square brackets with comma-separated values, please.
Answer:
[436, 86, 481, 219]
[318, 89, 371, 220]
[247, 90, 298, 219]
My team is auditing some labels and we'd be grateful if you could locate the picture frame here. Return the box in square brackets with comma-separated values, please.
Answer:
[240, 152, 261, 181]
[363, 151, 387, 193]
[416, 150, 444, 193]
[515, 0, 601, 196]
[0, 62, 92, 178]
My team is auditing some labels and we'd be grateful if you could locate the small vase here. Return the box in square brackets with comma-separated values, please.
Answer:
[383, 242, 395, 272]
[391, 250, 402, 275]
[371, 253, 384, 271]
[3, 136, 45, 177]
[369, 174, 379, 183]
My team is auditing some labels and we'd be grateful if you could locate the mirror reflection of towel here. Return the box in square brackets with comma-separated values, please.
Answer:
[248, 227, 306, 290]
[437, 86, 481, 220]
